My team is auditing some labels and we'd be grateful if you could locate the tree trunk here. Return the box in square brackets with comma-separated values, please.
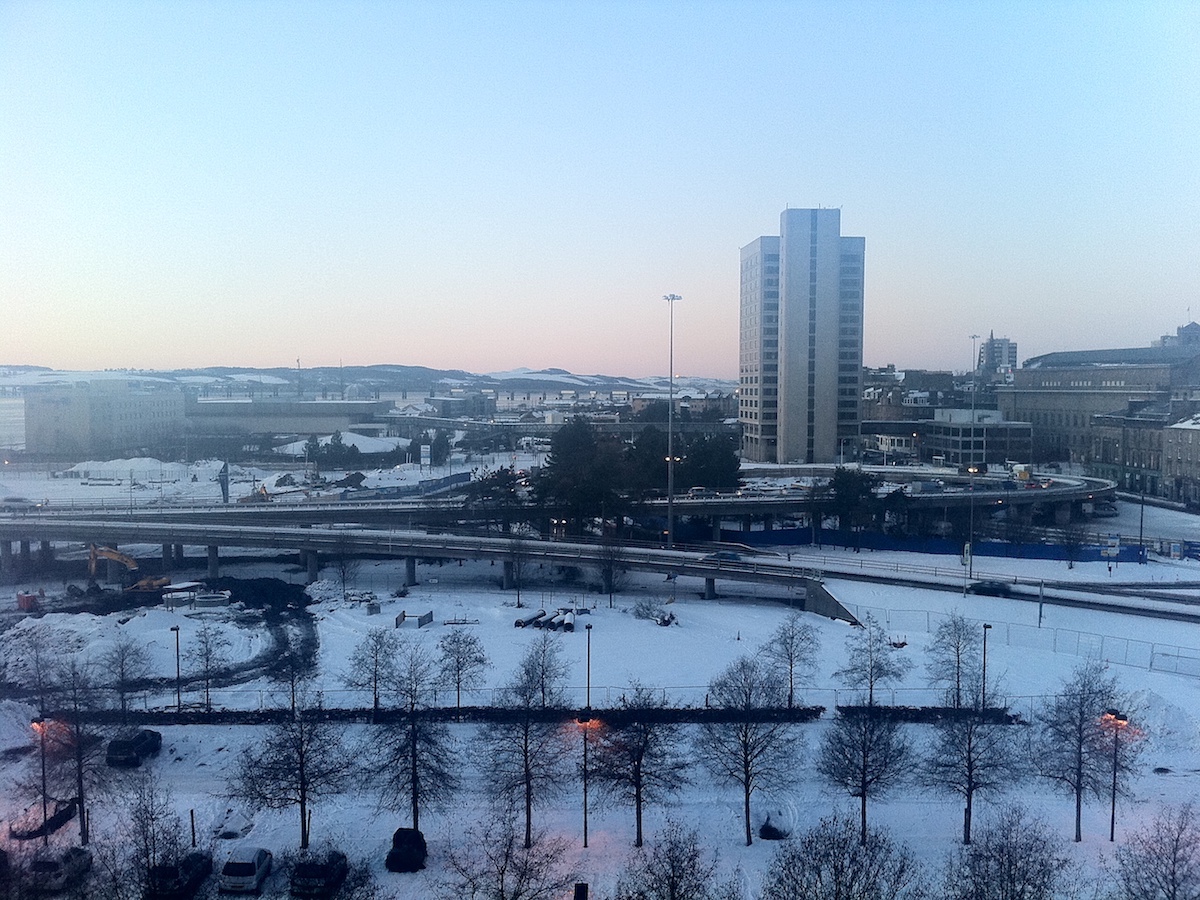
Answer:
[635, 780, 644, 848]
[300, 797, 309, 850]
[860, 793, 868, 846]
[743, 784, 753, 846]
[410, 719, 420, 831]
[963, 793, 973, 845]
[1074, 788, 1083, 842]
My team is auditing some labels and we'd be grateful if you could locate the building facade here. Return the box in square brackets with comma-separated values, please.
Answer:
[24, 380, 186, 457]
[739, 209, 863, 463]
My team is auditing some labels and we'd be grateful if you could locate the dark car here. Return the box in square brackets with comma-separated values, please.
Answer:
[701, 550, 742, 562]
[967, 580, 1014, 597]
[106, 729, 162, 767]
[146, 851, 212, 900]
[290, 851, 347, 898]
[384, 828, 427, 873]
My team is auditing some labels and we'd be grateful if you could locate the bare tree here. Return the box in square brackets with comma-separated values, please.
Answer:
[368, 639, 458, 832]
[834, 613, 913, 706]
[342, 627, 401, 718]
[478, 641, 573, 848]
[591, 682, 690, 847]
[817, 708, 910, 846]
[437, 627, 490, 713]
[120, 768, 183, 895]
[921, 677, 1023, 844]
[521, 631, 571, 709]
[596, 533, 629, 608]
[49, 652, 105, 846]
[10, 624, 56, 714]
[186, 621, 231, 713]
[613, 819, 744, 900]
[941, 804, 1078, 900]
[333, 535, 361, 601]
[102, 634, 151, 724]
[227, 697, 356, 849]
[925, 612, 982, 710]
[696, 655, 797, 846]
[763, 612, 820, 709]
[1114, 803, 1200, 900]
[508, 532, 530, 608]
[435, 810, 574, 900]
[759, 812, 925, 900]
[1035, 657, 1124, 842]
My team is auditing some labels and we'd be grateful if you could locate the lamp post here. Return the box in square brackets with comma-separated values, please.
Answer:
[581, 622, 593, 847]
[664, 294, 681, 549]
[170, 625, 182, 711]
[1103, 708, 1129, 841]
[968, 334, 980, 579]
[980, 623, 992, 709]
[32, 716, 48, 845]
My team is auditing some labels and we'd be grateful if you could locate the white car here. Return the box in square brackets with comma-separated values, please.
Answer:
[218, 847, 272, 894]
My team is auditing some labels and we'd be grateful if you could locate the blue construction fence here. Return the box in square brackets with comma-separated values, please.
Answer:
[717, 525, 1148, 564]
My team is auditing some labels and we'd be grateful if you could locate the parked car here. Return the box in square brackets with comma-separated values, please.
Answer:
[289, 850, 348, 898]
[106, 729, 162, 767]
[967, 580, 1014, 597]
[218, 847, 272, 894]
[384, 828, 427, 873]
[146, 851, 212, 900]
[29, 847, 92, 893]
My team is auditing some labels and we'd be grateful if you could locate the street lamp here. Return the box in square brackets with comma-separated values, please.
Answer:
[1102, 708, 1129, 841]
[170, 625, 182, 712]
[32, 716, 48, 845]
[980, 624, 992, 709]
[579, 622, 594, 848]
[664, 294, 681, 549]
[968, 334, 980, 579]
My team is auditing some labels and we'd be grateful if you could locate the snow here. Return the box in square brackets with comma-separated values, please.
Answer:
[6, 475, 1200, 894]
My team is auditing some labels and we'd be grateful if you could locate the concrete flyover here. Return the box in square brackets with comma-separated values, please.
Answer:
[19, 471, 1117, 532]
[0, 517, 861, 621]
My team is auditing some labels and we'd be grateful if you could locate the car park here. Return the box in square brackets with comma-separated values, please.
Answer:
[218, 847, 272, 894]
[106, 729, 163, 767]
[289, 850, 348, 898]
[29, 847, 92, 893]
[146, 851, 212, 900]
[384, 828, 427, 873]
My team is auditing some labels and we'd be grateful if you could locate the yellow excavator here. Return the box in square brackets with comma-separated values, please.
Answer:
[87, 545, 168, 591]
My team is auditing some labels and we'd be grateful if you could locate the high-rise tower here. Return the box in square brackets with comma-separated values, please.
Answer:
[739, 208, 863, 463]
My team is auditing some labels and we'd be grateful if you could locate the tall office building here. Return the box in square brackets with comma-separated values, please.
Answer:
[739, 208, 864, 463]
[977, 331, 1018, 379]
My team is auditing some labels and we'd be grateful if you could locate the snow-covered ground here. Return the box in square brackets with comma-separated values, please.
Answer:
[4, 465, 1200, 895]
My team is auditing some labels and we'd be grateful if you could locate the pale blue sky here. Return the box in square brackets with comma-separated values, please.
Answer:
[1, 1, 1196, 378]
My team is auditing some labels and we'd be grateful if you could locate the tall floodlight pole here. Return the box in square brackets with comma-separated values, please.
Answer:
[664, 294, 682, 549]
[1103, 709, 1128, 841]
[981, 623, 992, 709]
[32, 716, 48, 845]
[968, 334, 980, 579]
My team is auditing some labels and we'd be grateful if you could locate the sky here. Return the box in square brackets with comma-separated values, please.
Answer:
[1, 1, 1197, 380]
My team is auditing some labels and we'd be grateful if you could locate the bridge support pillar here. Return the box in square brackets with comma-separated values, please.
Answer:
[207, 545, 219, 580]
[1054, 502, 1071, 527]
[0, 541, 11, 575]
[173, 543, 185, 565]
[742, 515, 753, 533]
[704, 577, 716, 600]
[38, 540, 53, 570]
[763, 514, 774, 531]
[19, 540, 32, 571]
[405, 557, 417, 587]
[503, 560, 515, 590]
[162, 544, 172, 572]
[712, 518, 722, 541]
[306, 551, 319, 584]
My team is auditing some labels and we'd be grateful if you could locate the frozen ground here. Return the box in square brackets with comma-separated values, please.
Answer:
[4, 546, 1200, 896]
[4, 462, 1200, 895]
